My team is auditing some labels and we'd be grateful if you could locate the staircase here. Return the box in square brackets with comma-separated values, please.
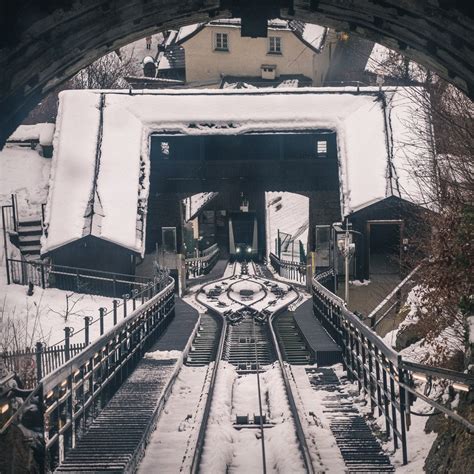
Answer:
[275, 312, 312, 364]
[17, 216, 42, 259]
[186, 314, 220, 366]
[306, 367, 394, 472]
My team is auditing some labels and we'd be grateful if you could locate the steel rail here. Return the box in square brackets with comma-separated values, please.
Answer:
[189, 262, 238, 473]
[268, 289, 315, 474]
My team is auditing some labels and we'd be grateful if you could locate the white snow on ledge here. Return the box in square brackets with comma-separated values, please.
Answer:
[42, 87, 429, 254]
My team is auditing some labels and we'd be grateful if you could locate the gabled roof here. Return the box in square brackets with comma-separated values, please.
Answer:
[42, 92, 148, 256]
[175, 18, 327, 52]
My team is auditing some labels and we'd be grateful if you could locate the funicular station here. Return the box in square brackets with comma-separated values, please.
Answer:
[1, 87, 473, 473]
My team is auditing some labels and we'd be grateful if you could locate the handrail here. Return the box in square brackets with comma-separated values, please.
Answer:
[312, 268, 474, 443]
[313, 272, 399, 363]
[0, 383, 43, 435]
[42, 277, 174, 392]
[7, 258, 153, 282]
[368, 265, 419, 326]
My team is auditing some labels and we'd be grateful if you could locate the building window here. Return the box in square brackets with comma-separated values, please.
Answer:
[215, 33, 229, 51]
[316, 140, 328, 156]
[268, 36, 282, 54]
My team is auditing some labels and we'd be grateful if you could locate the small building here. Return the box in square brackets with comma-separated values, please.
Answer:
[161, 19, 335, 87]
[41, 92, 147, 275]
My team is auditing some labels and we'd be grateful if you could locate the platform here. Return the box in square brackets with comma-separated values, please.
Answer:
[155, 298, 200, 351]
[55, 299, 199, 473]
[292, 300, 342, 366]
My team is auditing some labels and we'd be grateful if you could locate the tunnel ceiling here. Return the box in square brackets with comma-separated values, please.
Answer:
[0, 0, 473, 146]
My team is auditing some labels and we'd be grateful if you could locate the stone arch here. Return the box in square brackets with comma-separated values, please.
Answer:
[1, 0, 473, 145]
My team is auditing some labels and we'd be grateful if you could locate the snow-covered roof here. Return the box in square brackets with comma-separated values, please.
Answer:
[175, 19, 327, 52]
[9, 123, 56, 146]
[42, 91, 147, 256]
[43, 87, 430, 251]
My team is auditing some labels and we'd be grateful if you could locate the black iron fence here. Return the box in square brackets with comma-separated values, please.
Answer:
[269, 252, 306, 284]
[185, 243, 220, 278]
[7, 258, 153, 298]
[1, 271, 170, 389]
[312, 270, 474, 465]
[0, 277, 176, 471]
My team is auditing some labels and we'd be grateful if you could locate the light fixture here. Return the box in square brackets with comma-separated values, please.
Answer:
[0, 404, 9, 414]
[236, 248, 241, 253]
[247, 247, 252, 253]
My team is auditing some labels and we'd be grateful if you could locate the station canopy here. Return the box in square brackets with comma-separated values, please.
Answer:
[42, 87, 430, 255]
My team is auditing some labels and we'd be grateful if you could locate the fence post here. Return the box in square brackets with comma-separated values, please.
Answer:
[123, 294, 128, 318]
[76, 269, 80, 292]
[35, 341, 43, 382]
[398, 355, 408, 465]
[132, 290, 137, 311]
[99, 307, 105, 336]
[84, 316, 91, 345]
[64, 327, 72, 361]
[113, 300, 118, 325]
[40, 263, 46, 289]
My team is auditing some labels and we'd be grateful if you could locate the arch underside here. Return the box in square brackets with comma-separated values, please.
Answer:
[1, 0, 473, 146]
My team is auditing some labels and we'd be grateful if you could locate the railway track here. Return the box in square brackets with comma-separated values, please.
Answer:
[189, 261, 315, 473]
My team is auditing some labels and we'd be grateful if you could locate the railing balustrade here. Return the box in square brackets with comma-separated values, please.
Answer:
[269, 252, 306, 284]
[6, 258, 153, 298]
[312, 269, 474, 465]
[185, 243, 220, 278]
[0, 277, 176, 471]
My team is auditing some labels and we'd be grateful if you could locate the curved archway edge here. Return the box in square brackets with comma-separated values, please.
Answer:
[0, 0, 473, 146]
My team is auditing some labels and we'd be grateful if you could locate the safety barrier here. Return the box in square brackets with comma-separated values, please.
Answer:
[0, 277, 175, 471]
[269, 252, 306, 284]
[185, 243, 220, 278]
[312, 270, 474, 465]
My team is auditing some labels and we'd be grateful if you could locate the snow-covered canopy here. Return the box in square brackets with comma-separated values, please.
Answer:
[42, 91, 147, 256]
[43, 87, 430, 255]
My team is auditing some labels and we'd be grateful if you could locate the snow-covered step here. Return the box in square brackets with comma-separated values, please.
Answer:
[275, 312, 312, 364]
[185, 314, 220, 366]
[306, 367, 394, 472]
[20, 243, 41, 255]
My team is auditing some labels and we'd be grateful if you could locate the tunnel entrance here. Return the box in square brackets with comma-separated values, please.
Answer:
[1, 1, 473, 146]
[367, 221, 402, 276]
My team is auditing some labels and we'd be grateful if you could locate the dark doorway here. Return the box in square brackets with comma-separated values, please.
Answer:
[368, 221, 402, 276]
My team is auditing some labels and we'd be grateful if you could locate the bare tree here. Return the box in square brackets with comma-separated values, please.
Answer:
[70, 50, 136, 89]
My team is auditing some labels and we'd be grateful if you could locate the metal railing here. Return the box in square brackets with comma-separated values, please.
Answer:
[1, 277, 176, 471]
[1, 271, 170, 389]
[2, 194, 19, 285]
[312, 270, 474, 465]
[7, 258, 153, 298]
[185, 243, 220, 278]
[269, 252, 306, 284]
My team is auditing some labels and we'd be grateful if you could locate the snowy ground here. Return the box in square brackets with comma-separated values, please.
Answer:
[138, 365, 211, 473]
[199, 362, 305, 473]
[0, 143, 115, 352]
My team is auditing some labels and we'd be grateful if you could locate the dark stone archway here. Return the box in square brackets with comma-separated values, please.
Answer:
[1, 0, 473, 146]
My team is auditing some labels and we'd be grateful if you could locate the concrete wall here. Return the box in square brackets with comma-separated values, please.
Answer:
[182, 25, 333, 85]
